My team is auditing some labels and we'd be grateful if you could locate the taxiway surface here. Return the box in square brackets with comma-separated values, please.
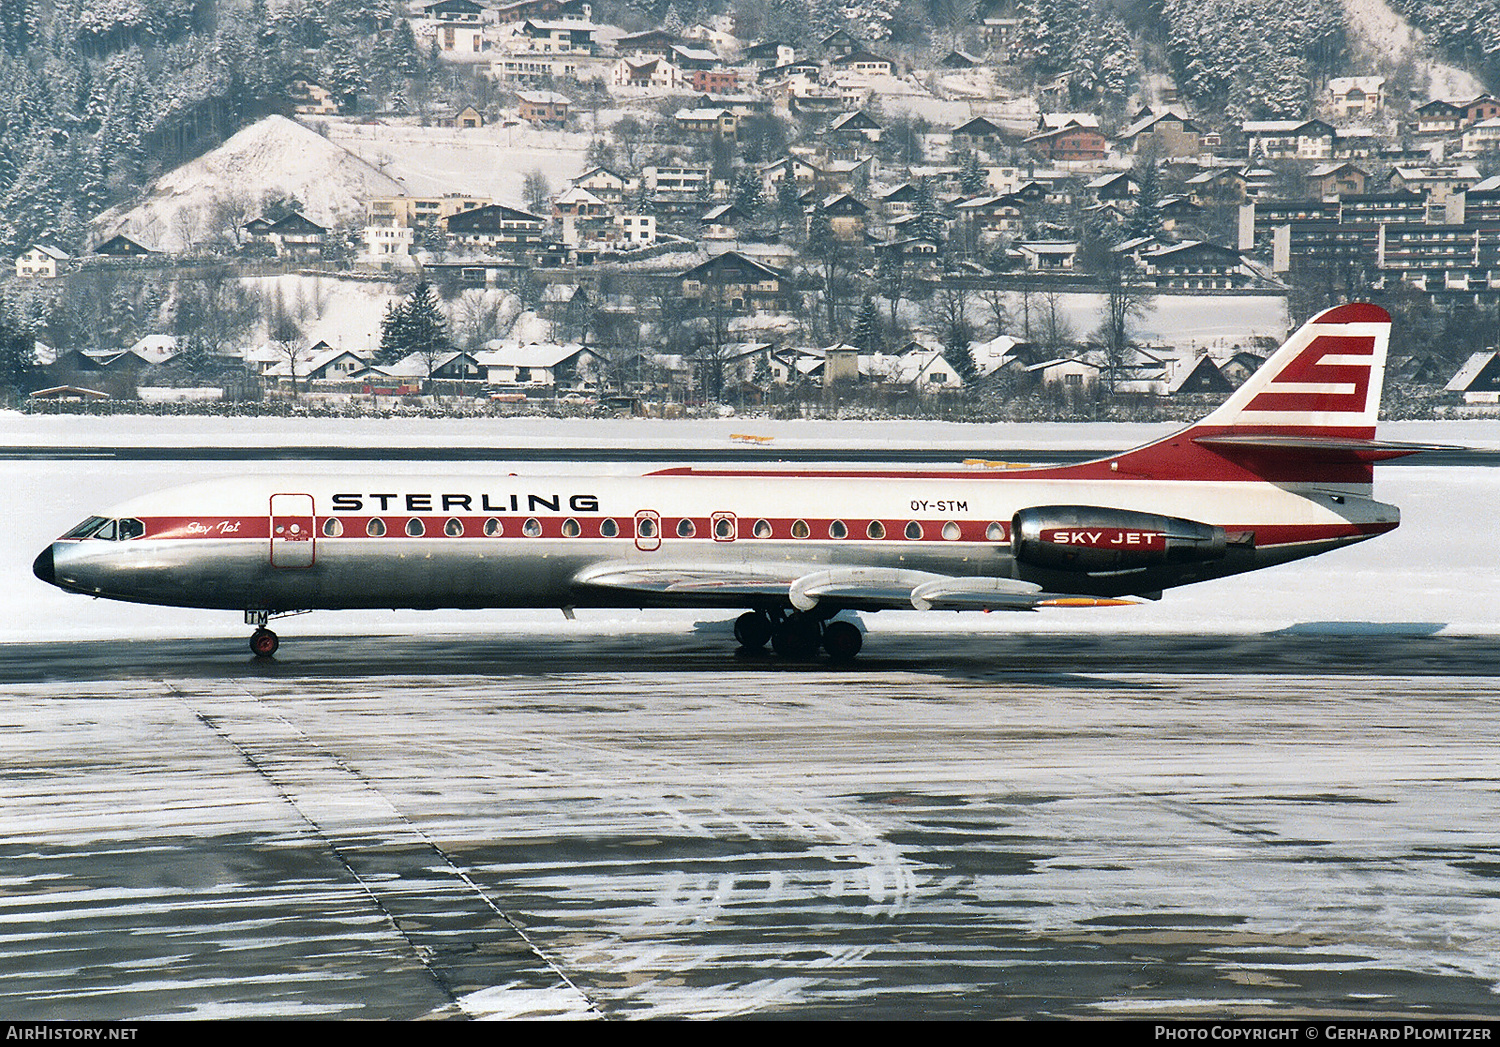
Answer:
[2, 633, 1499, 1020]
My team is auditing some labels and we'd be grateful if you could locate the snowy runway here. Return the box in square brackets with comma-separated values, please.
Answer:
[1, 648, 1499, 1019]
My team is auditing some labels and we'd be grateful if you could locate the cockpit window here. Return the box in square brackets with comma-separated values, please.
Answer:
[92, 519, 117, 541]
[118, 518, 145, 540]
[62, 516, 109, 540]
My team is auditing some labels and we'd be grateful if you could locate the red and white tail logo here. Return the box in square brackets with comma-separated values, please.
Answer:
[1090, 303, 1397, 485]
[1198, 302, 1390, 437]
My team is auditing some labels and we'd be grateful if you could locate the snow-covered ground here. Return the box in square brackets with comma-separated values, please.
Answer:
[6, 415, 1497, 642]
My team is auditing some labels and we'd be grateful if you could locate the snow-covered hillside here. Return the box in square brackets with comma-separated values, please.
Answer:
[1339, 0, 1484, 99]
[94, 116, 407, 252]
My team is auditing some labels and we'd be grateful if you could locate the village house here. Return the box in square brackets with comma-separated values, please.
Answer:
[677, 251, 791, 315]
[1446, 351, 1500, 403]
[1116, 108, 1203, 158]
[516, 90, 570, 127]
[444, 203, 548, 249]
[15, 244, 69, 279]
[1326, 77, 1385, 118]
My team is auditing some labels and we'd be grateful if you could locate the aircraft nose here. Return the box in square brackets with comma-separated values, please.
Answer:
[32, 545, 54, 585]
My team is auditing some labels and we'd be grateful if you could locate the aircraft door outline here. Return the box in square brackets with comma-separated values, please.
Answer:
[270, 493, 316, 568]
[634, 510, 661, 552]
[711, 512, 737, 541]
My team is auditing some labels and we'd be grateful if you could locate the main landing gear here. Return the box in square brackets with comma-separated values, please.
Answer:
[246, 611, 279, 658]
[734, 610, 863, 662]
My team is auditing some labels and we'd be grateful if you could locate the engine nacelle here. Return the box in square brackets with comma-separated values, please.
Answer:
[1012, 505, 1228, 574]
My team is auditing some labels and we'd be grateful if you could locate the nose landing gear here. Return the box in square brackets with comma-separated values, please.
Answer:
[246, 611, 278, 658]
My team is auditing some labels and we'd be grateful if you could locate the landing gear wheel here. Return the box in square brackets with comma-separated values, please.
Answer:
[733, 611, 773, 650]
[822, 620, 863, 662]
[249, 627, 279, 658]
[771, 615, 822, 660]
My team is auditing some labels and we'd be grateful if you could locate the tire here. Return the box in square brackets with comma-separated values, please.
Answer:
[822, 620, 863, 662]
[733, 611, 773, 649]
[249, 628, 279, 658]
[771, 616, 821, 660]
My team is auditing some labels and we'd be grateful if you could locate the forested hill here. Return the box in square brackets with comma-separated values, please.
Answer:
[0, 0, 1494, 263]
[0, 0, 420, 256]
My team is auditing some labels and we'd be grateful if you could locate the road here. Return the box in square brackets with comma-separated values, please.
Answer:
[2, 632, 1498, 1020]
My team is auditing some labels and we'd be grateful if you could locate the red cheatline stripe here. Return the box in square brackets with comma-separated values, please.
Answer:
[114, 516, 1394, 548]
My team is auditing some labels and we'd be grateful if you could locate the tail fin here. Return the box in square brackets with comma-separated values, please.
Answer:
[1099, 303, 1409, 487]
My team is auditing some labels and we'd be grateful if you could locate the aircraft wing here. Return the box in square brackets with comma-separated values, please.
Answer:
[574, 563, 1133, 613]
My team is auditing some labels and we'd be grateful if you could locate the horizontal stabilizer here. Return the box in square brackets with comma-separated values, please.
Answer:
[1192, 433, 1454, 462]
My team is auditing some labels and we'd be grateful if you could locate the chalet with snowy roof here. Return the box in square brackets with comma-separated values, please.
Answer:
[517, 20, 596, 54]
[1326, 77, 1385, 118]
[1185, 166, 1250, 206]
[1243, 119, 1335, 160]
[438, 104, 485, 129]
[938, 50, 981, 69]
[444, 204, 548, 248]
[677, 251, 791, 315]
[1306, 162, 1369, 199]
[953, 195, 1023, 240]
[814, 193, 870, 242]
[828, 110, 881, 143]
[476, 343, 604, 390]
[831, 50, 896, 77]
[1462, 119, 1500, 156]
[571, 166, 637, 204]
[289, 79, 338, 116]
[611, 57, 682, 91]
[1087, 171, 1137, 202]
[819, 29, 861, 57]
[1465, 95, 1500, 125]
[15, 244, 69, 279]
[744, 41, 794, 68]
[617, 30, 676, 59]
[1414, 99, 1465, 136]
[94, 234, 153, 256]
[1116, 109, 1202, 158]
[424, 0, 483, 21]
[262, 212, 326, 259]
[675, 107, 737, 137]
[951, 116, 1007, 155]
[1446, 352, 1500, 403]
[1168, 355, 1235, 395]
[1139, 240, 1245, 289]
[495, 0, 593, 22]
[1024, 122, 1107, 162]
[516, 90, 570, 126]
[1014, 240, 1078, 270]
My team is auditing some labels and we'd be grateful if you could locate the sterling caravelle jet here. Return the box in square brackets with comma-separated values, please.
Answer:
[35, 303, 1429, 661]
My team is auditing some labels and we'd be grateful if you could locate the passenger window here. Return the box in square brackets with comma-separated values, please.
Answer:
[714, 516, 735, 539]
[367, 518, 386, 537]
[753, 519, 772, 538]
[406, 518, 425, 537]
[905, 521, 924, 540]
[676, 518, 695, 537]
[322, 518, 344, 538]
[791, 519, 810, 539]
[829, 520, 847, 539]
[484, 518, 503, 537]
[942, 521, 961, 541]
[523, 517, 542, 537]
[562, 518, 581, 537]
[445, 518, 464, 537]
[985, 521, 1005, 541]
[600, 518, 619, 538]
[867, 520, 885, 540]
[637, 516, 657, 538]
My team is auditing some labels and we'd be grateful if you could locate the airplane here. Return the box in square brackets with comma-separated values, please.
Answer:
[33, 302, 1434, 662]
